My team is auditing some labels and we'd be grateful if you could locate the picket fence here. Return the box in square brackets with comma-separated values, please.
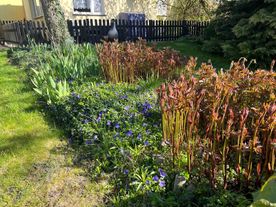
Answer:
[0, 19, 209, 45]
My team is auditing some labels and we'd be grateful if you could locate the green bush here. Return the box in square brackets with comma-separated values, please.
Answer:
[202, 0, 276, 67]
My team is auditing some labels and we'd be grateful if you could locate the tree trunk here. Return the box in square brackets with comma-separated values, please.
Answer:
[40, 0, 73, 46]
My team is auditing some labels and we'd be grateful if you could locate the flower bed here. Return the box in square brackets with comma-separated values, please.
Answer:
[96, 39, 186, 83]
[158, 59, 276, 190]
[8, 42, 276, 206]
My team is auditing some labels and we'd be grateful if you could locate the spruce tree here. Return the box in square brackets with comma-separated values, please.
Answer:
[203, 0, 276, 67]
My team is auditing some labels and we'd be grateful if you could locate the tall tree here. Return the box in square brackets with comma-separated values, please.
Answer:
[40, 0, 73, 46]
[160, 0, 216, 20]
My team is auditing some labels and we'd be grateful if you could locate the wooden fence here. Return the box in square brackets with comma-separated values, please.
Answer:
[0, 20, 48, 45]
[0, 19, 209, 45]
[68, 19, 209, 44]
[0, 24, 4, 44]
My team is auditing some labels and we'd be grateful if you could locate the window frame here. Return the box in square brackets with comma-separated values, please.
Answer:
[73, 0, 105, 16]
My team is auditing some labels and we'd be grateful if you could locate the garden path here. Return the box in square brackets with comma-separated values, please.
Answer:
[0, 51, 107, 206]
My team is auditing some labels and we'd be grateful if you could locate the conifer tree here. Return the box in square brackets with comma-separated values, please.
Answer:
[203, 0, 276, 67]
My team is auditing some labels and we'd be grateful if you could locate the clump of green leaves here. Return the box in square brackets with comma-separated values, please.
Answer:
[252, 173, 276, 206]
[10, 43, 100, 104]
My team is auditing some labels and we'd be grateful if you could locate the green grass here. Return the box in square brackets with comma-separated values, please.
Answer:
[157, 38, 231, 69]
[0, 51, 108, 206]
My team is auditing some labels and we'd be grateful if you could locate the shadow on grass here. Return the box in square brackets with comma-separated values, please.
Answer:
[0, 133, 41, 154]
[156, 38, 231, 70]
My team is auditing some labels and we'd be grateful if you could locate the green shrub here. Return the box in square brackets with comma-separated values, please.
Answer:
[202, 0, 276, 67]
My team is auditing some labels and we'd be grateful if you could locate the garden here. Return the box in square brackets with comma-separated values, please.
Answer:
[3, 34, 274, 206]
[1, 0, 275, 206]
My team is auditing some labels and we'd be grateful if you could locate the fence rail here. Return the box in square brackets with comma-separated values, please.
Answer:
[0, 19, 209, 45]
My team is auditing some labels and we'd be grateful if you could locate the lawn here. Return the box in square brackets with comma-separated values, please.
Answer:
[0, 51, 108, 206]
[157, 38, 230, 69]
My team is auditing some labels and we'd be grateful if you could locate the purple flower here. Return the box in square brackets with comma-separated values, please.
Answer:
[142, 123, 147, 127]
[126, 130, 133, 137]
[158, 168, 167, 178]
[85, 140, 93, 145]
[146, 129, 151, 135]
[124, 106, 130, 111]
[140, 102, 152, 116]
[146, 180, 150, 185]
[159, 180, 166, 188]
[144, 140, 149, 146]
[123, 169, 129, 175]
[120, 95, 128, 100]
[137, 133, 142, 140]
[143, 102, 152, 109]
[107, 120, 111, 126]
[153, 175, 159, 182]
[115, 123, 120, 129]
[96, 116, 101, 122]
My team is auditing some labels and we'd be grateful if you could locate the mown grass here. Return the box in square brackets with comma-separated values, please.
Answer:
[0, 51, 108, 206]
[157, 38, 230, 69]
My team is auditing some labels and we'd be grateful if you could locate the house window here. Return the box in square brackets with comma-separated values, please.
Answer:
[73, 0, 104, 14]
[157, 0, 167, 16]
[29, 0, 43, 18]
